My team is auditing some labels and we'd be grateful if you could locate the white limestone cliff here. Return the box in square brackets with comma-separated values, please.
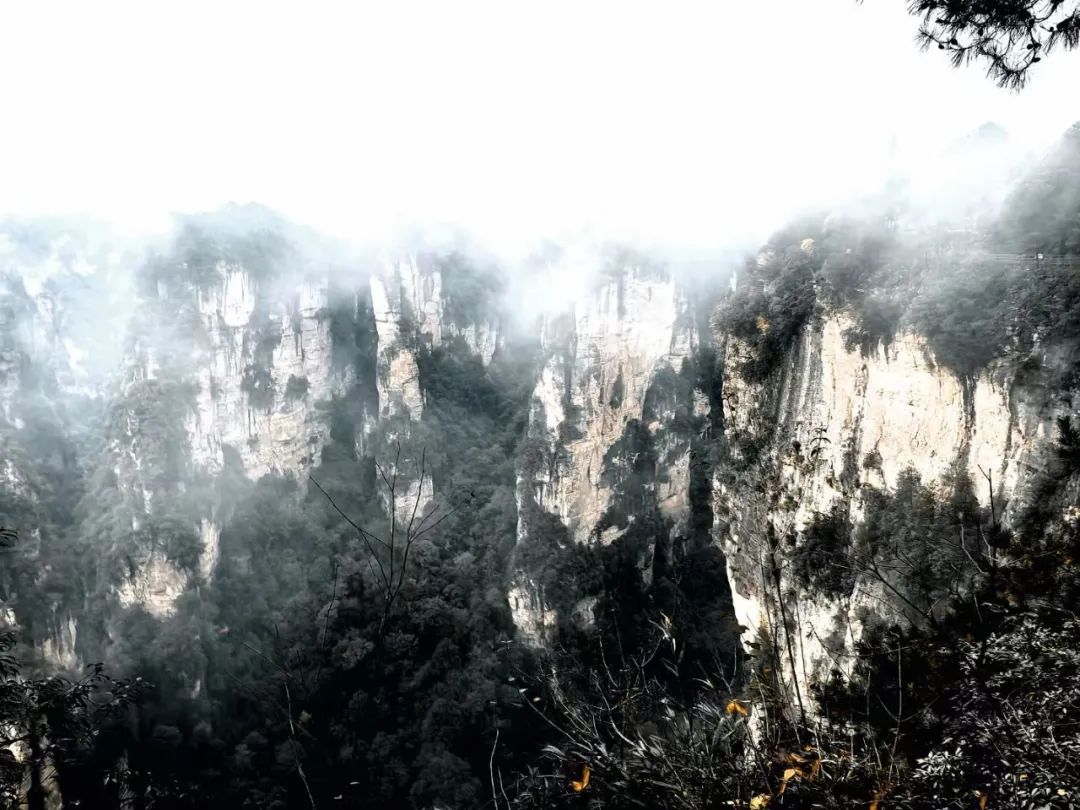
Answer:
[119, 253, 498, 617]
[187, 266, 341, 478]
[41, 613, 79, 671]
[370, 269, 425, 424]
[523, 268, 697, 540]
[717, 312, 1072, 697]
[117, 551, 187, 619]
[513, 264, 706, 640]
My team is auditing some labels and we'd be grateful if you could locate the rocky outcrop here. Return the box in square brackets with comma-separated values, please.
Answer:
[40, 613, 78, 671]
[370, 253, 501, 423]
[512, 261, 715, 641]
[508, 252, 1077, 695]
[716, 311, 1077, 699]
[113, 249, 504, 617]
[370, 265, 426, 425]
[110, 260, 354, 615]
[523, 269, 693, 537]
[116, 551, 187, 619]
[187, 268, 342, 478]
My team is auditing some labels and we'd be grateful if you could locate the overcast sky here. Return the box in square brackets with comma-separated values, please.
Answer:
[1, 1, 1078, 256]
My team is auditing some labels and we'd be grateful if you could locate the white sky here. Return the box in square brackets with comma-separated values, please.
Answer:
[1, 0, 1078, 256]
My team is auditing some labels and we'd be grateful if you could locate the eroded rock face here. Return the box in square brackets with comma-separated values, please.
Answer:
[117, 552, 187, 619]
[716, 312, 1075, 699]
[524, 269, 691, 537]
[370, 253, 501, 424]
[749, 315, 1025, 499]
[187, 267, 342, 479]
[115, 250, 500, 617]
[370, 267, 425, 425]
[109, 267, 333, 615]
[507, 576, 558, 646]
[508, 261, 1076, 695]
[6, 218, 1076, 722]
[40, 613, 78, 671]
[512, 262, 716, 641]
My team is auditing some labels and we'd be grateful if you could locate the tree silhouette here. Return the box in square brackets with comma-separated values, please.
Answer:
[905, 0, 1080, 89]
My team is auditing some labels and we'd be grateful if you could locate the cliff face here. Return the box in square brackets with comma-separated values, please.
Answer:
[101, 264, 350, 620]
[38, 232, 505, 640]
[104, 258, 350, 622]
[112, 247, 507, 621]
[0, 217, 511, 660]
[508, 253, 1077, 708]
[368, 253, 499, 420]
[101, 239, 727, 650]
[367, 252, 500, 518]
[0, 227, 132, 665]
[521, 267, 697, 541]
[1, 212, 1076, 724]
[186, 268, 341, 479]
[511, 262, 721, 643]
[716, 310, 1078, 700]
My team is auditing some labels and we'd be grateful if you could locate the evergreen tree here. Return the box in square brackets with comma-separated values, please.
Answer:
[907, 0, 1080, 88]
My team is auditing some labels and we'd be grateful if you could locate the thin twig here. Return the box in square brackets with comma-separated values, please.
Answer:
[308, 475, 390, 592]
[489, 728, 501, 810]
[312, 561, 339, 690]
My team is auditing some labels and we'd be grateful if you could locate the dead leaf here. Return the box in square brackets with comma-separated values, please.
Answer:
[869, 785, 892, 810]
[570, 764, 590, 792]
[778, 767, 800, 796]
[725, 699, 749, 717]
[749, 794, 770, 810]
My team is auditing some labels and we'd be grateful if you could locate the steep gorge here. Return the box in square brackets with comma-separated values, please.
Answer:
[1, 163, 1079, 804]
[1, 213, 1070, 678]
